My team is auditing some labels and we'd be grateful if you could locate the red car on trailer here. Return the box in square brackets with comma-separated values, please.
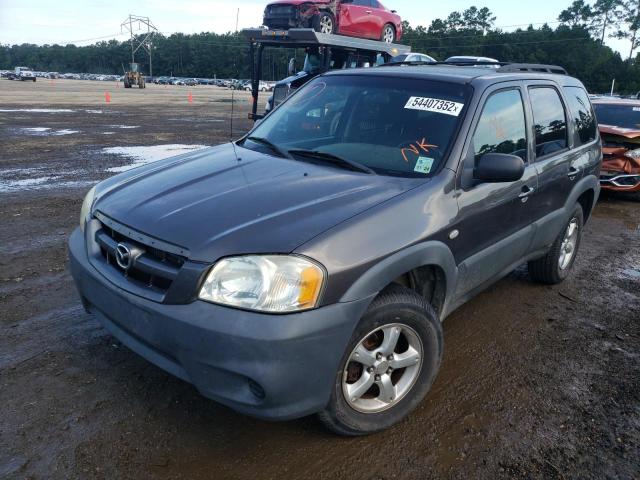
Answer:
[263, 0, 403, 43]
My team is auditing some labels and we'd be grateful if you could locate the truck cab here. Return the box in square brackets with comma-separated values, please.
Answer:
[12, 66, 36, 82]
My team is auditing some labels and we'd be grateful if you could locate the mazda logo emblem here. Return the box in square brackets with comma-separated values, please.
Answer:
[115, 243, 133, 270]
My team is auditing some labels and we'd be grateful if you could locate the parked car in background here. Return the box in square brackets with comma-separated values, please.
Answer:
[70, 62, 600, 436]
[391, 53, 437, 64]
[245, 81, 271, 92]
[592, 98, 640, 197]
[445, 56, 500, 68]
[8, 66, 36, 81]
[263, 0, 403, 43]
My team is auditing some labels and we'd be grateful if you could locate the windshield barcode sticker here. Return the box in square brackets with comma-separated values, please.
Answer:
[404, 97, 464, 117]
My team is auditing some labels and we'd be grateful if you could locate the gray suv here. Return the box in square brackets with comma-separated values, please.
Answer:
[69, 63, 601, 435]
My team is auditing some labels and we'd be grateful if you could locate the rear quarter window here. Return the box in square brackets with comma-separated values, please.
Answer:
[563, 87, 597, 146]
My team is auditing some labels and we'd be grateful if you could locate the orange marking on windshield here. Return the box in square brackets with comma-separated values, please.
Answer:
[401, 144, 419, 162]
[401, 138, 439, 162]
[416, 138, 438, 154]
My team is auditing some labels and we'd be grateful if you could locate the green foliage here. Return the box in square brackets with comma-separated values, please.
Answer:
[1, 3, 639, 94]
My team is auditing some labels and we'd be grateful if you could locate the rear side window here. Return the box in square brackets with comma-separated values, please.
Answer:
[529, 87, 568, 158]
[473, 89, 528, 162]
[564, 87, 597, 146]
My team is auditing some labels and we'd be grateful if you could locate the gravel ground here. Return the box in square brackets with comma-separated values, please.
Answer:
[1, 79, 638, 480]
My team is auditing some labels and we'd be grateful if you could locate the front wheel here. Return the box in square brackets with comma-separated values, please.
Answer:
[313, 11, 335, 35]
[381, 24, 396, 43]
[318, 286, 443, 436]
[528, 205, 584, 284]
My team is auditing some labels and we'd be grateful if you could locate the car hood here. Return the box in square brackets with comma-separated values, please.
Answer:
[600, 126, 640, 173]
[599, 124, 640, 139]
[93, 143, 420, 262]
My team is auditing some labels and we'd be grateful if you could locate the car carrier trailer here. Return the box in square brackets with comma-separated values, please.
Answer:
[242, 28, 410, 120]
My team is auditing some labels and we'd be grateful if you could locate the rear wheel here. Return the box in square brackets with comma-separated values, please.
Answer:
[313, 11, 336, 35]
[528, 205, 584, 284]
[381, 24, 396, 43]
[318, 286, 443, 436]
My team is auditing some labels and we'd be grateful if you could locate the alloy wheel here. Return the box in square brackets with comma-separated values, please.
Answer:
[559, 218, 579, 270]
[320, 16, 333, 34]
[383, 26, 395, 43]
[342, 323, 423, 413]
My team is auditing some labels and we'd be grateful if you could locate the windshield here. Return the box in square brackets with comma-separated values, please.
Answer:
[594, 103, 640, 130]
[245, 75, 470, 177]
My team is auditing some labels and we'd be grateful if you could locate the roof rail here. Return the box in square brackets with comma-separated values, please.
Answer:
[496, 63, 568, 75]
[379, 60, 569, 75]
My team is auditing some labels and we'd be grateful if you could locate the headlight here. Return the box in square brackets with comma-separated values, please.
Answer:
[624, 148, 640, 160]
[199, 255, 325, 313]
[79, 186, 96, 233]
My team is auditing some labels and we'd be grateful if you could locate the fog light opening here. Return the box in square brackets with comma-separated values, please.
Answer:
[248, 379, 266, 400]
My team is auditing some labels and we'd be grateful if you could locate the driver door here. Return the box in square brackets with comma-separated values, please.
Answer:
[452, 83, 538, 298]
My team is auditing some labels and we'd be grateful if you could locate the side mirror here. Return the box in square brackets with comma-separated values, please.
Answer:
[474, 153, 525, 183]
[288, 58, 297, 76]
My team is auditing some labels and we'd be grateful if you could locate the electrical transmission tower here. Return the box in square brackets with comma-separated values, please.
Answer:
[121, 14, 158, 77]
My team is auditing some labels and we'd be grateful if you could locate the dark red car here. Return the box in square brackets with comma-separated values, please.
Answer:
[593, 98, 640, 196]
[263, 0, 403, 43]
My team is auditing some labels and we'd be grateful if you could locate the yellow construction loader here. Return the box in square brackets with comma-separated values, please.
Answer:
[123, 63, 145, 89]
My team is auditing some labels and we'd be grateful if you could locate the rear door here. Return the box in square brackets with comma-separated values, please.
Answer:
[368, 0, 386, 34]
[523, 83, 587, 251]
[339, 0, 376, 38]
[452, 82, 538, 297]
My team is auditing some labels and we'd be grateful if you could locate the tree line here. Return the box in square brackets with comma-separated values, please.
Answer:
[1, 1, 639, 94]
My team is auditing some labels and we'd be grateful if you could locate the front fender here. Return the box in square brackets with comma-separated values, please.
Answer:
[340, 241, 459, 320]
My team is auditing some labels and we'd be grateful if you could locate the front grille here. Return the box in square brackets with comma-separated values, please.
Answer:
[268, 5, 295, 15]
[95, 221, 186, 295]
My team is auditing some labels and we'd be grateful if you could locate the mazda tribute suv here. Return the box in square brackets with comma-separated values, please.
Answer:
[70, 63, 601, 435]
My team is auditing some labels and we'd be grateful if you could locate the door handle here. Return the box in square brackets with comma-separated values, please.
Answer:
[519, 186, 535, 202]
[568, 167, 579, 179]
[366, 10, 372, 14]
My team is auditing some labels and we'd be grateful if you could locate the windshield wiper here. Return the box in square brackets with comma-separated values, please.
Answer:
[288, 150, 376, 175]
[244, 136, 291, 159]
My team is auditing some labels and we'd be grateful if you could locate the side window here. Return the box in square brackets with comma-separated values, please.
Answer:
[353, 0, 372, 6]
[473, 89, 528, 163]
[563, 86, 597, 146]
[529, 87, 568, 158]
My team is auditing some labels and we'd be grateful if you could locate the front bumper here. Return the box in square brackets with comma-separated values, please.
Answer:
[264, 5, 315, 30]
[68, 228, 373, 420]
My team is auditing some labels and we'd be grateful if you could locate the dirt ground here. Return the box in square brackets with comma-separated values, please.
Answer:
[1, 79, 638, 480]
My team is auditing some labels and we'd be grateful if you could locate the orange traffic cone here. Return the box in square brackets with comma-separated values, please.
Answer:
[188, 92, 193, 104]
[105, 91, 111, 104]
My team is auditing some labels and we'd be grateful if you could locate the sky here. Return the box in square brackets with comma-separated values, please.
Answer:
[0, 0, 628, 54]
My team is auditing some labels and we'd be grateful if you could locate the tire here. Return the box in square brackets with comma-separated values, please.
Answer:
[528, 204, 584, 285]
[318, 285, 443, 436]
[381, 24, 396, 43]
[313, 11, 336, 35]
